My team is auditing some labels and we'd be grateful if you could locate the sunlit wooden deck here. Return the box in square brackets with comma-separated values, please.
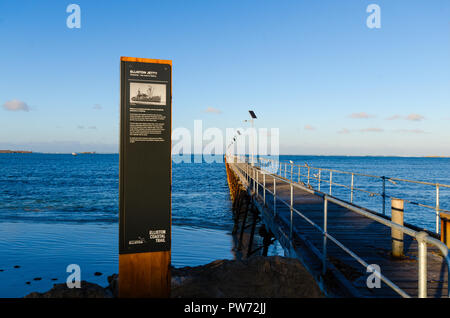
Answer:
[227, 162, 449, 298]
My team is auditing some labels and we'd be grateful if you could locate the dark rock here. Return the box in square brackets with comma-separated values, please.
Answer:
[26, 282, 31, 285]
[170, 256, 323, 298]
[33, 277, 42, 281]
[94, 272, 102, 276]
[51, 278, 58, 281]
[14, 265, 20, 269]
[24, 281, 113, 298]
[0, 269, 4, 272]
[25, 256, 323, 298]
[107, 274, 118, 298]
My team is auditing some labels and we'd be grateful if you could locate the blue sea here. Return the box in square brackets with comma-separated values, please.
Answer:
[0, 154, 449, 297]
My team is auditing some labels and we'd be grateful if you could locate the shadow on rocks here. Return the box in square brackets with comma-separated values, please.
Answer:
[25, 256, 323, 298]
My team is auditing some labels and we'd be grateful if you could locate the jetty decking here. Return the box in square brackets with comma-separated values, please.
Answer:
[226, 159, 450, 298]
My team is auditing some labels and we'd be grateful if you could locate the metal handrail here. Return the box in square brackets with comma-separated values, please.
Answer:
[254, 156, 450, 234]
[227, 155, 450, 298]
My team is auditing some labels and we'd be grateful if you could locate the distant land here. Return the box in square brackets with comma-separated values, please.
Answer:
[0, 150, 32, 154]
[424, 156, 450, 158]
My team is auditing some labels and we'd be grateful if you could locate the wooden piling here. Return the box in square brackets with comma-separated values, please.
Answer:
[391, 199, 404, 258]
[440, 212, 450, 248]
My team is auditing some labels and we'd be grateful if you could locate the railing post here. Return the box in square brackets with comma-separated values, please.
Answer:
[246, 164, 249, 184]
[256, 169, 259, 196]
[382, 176, 386, 215]
[273, 177, 277, 216]
[350, 173, 354, 203]
[290, 183, 293, 240]
[417, 231, 428, 298]
[290, 163, 294, 182]
[253, 168, 256, 191]
[391, 198, 404, 258]
[322, 197, 328, 275]
[318, 169, 321, 192]
[263, 173, 266, 205]
[307, 167, 310, 186]
[298, 166, 301, 183]
[436, 185, 440, 234]
[329, 171, 333, 195]
[284, 163, 287, 178]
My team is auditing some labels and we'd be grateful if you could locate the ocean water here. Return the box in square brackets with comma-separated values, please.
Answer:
[0, 154, 239, 297]
[275, 156, 450, 232]
[0, 154, 449, 297]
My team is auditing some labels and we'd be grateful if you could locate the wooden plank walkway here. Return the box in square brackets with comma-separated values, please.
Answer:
[230, 163, 449, 298]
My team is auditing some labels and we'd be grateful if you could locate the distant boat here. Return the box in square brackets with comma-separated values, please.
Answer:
[72, 152, 77, 156]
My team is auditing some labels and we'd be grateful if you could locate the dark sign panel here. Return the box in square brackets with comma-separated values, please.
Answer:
[119, 57, 171, 254]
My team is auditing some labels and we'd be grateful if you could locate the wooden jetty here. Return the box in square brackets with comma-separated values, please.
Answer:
[225, 157, 450, 298]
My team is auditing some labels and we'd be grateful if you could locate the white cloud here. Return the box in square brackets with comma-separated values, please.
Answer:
[394, 129, 426, 134]
[204, 107, 222, 114]
[2, 99, 30, 112]
[406, 113, 425, 121]
[349, 112, 375, 119]
[359, 128, 384, 132]
[338, 128, 351, 134]
[304, 125, 315, 131]
[386, 113, 425, 121]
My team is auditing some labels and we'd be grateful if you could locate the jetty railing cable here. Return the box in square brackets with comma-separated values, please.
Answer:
[227, 155, 450, 298]
[255, 157, 450, 234]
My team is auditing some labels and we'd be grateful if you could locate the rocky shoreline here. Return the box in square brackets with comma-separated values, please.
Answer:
[25, 256, 323, 298]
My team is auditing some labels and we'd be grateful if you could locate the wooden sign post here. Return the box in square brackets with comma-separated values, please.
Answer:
[119, 57, 172, 298]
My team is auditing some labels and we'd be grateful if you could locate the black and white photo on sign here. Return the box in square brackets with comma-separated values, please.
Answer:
[129, 82, 166, 105]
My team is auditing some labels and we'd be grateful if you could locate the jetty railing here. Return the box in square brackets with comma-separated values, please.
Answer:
[227, 155, 450, 298]
[253, 157, 450, 234]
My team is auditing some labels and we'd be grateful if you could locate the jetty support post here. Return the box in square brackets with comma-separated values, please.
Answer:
[238, 200, 250, 250]
[391, 198, 404, 258]
[247, 203, 258, 257]
[440, 212, 450, 248]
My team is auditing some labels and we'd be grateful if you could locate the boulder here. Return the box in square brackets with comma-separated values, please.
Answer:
[170, 256, 323, 298]
[25, 281, 113, 298]
[25, 256, 323, 298]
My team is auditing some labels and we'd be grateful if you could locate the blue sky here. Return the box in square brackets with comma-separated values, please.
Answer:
[0, 0, 449, 155]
